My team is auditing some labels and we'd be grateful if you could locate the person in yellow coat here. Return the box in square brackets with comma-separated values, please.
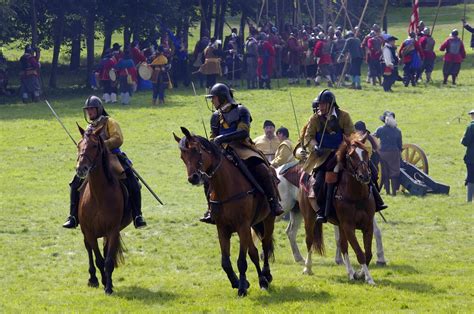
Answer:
[302, 89, 354, 223]
[271, 127, 295, 168]
[150, 46, 170, 105]
[254, 120, 280, 162]
[63, 96, 147, 229]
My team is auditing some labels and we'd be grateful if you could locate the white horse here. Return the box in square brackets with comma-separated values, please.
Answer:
[276, 164, 387, 266]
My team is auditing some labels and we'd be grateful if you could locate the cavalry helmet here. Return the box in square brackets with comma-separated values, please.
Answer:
[83, 95, 107, 117]
[312, 89, 337, 111]
[206, 83, 236, 105]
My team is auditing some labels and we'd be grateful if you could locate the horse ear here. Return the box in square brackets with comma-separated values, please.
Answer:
[77, 122, 85, 137]
[173, 132, 181, 143]
[181, 127, 193, 140]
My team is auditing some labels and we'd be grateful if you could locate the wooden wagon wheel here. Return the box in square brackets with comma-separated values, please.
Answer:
[376, 143, 429, 189]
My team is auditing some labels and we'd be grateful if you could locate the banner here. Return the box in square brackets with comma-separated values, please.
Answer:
[408, 0, 420, 34]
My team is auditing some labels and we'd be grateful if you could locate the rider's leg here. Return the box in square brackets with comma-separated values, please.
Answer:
[63, 175, 83, 228]
[251, 162, 284, 216]
[124, 168, 147, 228]
[199, 179, 215, 224]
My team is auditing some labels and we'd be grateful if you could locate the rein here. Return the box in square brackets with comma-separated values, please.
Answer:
[78, 134, 105, 175]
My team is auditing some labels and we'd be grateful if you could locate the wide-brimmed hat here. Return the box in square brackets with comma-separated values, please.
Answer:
[468, 109, 474, 115]
[354, 121, 367, 132]
[380, 110, 395, 122]
[383, 34, 398, 41]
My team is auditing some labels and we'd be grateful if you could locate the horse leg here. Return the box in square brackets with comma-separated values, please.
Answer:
[343, 224, 368, 282]
[334, 225, 343, 265]
[302, 216, 314, 275]
[339, 226, 355, 281]
[247, 235, 268, 290]
[237, 227, 251, 297]
[286, 210, 304, 264]
[261, 216, 275, 284]
[84, 239, 99, 287]
[217, 227, 239, 289]
[104, 233, 120, 294]
[362, 226, 375, 285]
[373, 218, 387, 266]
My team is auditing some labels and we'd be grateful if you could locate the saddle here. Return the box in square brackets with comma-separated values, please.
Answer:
[280, 162, 302, 188]
[223, 147, 264, 195]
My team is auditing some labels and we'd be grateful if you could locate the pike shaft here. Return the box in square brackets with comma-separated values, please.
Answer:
[192, 81, 209, 139]
[288, 90, 300, 136]
[45, 100, 77, 146]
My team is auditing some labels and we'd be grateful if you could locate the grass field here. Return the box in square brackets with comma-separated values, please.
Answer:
[1, 4, 474, 313]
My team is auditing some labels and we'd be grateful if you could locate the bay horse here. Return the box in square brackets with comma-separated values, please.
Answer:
[174, 127, 275, 297]
[76, 124, 132, 294]
[276, 163, 386, 267]
[299, 133, 376, 284]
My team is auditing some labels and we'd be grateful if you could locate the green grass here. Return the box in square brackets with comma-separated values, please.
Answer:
[1, 5, 474, 313]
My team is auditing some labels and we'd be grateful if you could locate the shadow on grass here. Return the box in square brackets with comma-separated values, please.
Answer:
[116, 285, 178, 304]
[256, 285, 332, 304]
[376, 279, 445, 294]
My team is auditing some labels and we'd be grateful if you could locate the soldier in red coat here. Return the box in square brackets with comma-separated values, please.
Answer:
[440, 29, 466, 85]
[313, 32, 333, 87]
[256, 33, 275, 89]
[19, 45, 42, 103]
[417, 27, 436, 83]
[398, 32, 423, 87]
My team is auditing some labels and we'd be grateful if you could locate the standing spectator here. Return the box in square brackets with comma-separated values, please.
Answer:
[417, 27, 436, 83]
[287, 31, 301, 84]
[382, 34, 400, 92]
[112, 43, 124, 60]
[98, 49, 118, 103]
[313, 32, 333, 87]
[374, 111, 403, 196]
[199, 37, 222, 89]
[304, 33, 317, 86]
[245, 33, 258, 89]
[367, 26, 384, 85]
[114, 49, 137, 105]
[19, 45, 42, 103]
[462, 19, 474, 54]
[150, 46, 170, 105]
[256, 32, 275, 89]
[398, 32, 423, 87]
[440, 29, 466, 85]
[130, 40, 146, 66]
[331, 30, 345, 83]
[192, 32, 210, 88]
[461, 109, 474, 202]
[340, 31, 363, 90]
[271, 127, 295, 169]
[254, 120, 280, 162]
[269, 27, 284, 78]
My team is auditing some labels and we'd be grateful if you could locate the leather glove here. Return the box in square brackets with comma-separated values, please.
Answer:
[314, 145, 324, 156]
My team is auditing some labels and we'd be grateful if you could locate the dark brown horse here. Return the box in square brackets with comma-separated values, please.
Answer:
[300, 133, 376, 284]
[174, 127, 275, 297]
[76, 124, 132, 294]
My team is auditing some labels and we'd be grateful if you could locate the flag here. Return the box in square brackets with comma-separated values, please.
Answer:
[408, 0, 420, 34]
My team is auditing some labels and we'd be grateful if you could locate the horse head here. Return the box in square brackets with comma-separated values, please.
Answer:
[76, 123, 105, 179]
[174, 127, 221, 185]
[340, 133, 371, 184]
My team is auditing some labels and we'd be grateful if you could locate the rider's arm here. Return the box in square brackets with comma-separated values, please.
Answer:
[104, 118, 124, 150]
[304, 115, 318, 149]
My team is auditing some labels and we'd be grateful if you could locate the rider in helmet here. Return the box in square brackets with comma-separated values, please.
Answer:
[199, 83, 284, 224]
[62, 96, 147, 229]
[301, 89, 385, 223]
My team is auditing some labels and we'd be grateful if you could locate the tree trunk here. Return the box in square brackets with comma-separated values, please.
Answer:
[102, 21, 113, 57]
[31, 0, 38, 47]
[206, 0, 213, 36]
[49, 8, 65, 88]
[124, 26, 131, 48]
[214, 0, 221, 39]
[86, 4, 95, 85]
[239, 9, 246, 48]
[69, 20, 81, 71]
[218, 0, 227, 41]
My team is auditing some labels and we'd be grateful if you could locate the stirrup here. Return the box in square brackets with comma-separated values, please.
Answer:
[134, 215, 147, 229]
[316, 214, 327, 223]
[62, 216, 78, 229]
[199, 210, 215, 224]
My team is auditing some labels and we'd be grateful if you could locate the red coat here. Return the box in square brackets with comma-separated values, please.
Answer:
[440, 37, 466, 63]
[131, 47, 146, 65]
[99, 57, 117, 81]
[418, 35, 436, 60]
[367, 36, 383, 61]
[313, 40, 332, 65]
[287, 36, 301, 65]
[398, 39, 423, 64]
[257, 41, 275, 77]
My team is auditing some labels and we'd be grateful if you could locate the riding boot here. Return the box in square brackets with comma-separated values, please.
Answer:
[253, 164, 284, 216]
[317, 183, 336, 223]
[370, 182, 388, 212]
[125, 168, 147, 228]
[63, 176, 82, 228]
[467, 183, 474, 202]
[199, 180, 215, 224]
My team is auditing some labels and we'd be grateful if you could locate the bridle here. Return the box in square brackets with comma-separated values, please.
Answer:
[190, 140, 223, 180]
[78, 134, 102, 174]
[345, 145, 371, 184]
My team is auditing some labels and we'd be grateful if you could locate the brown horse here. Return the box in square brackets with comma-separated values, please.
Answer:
[174, 127, 275, 297]
[76, 124, 132, 294]
[300, 133, 376, 284]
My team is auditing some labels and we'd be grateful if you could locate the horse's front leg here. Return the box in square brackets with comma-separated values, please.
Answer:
[339, 225, 355, 281]
[84, 239, 99, 287]
[89, 238, 106, 287]
[286, 210, 304, 264]
[237, 227, 252, 297]
[104, 232, 120, 294]
[302, 198, 316, 275]
[373, 217, 387, 265]
[217, 227, 238, 289]
[362, 223, 375, 285]
[334, 225, 343, 265]
[247, 232, 267, 290]
[261, 216, 275, 285]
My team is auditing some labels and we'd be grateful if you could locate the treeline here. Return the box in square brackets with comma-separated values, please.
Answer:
[1, 0, 389, 87]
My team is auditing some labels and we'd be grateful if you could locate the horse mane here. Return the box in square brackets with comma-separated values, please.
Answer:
[85, 129, 114, 184]
[336, 133, 367, 164]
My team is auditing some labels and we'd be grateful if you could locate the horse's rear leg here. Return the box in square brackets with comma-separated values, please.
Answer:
[286, 210, 304, 264]
[88, 237, 106, 287]
[373, 218, 387, 265]
[302, 203, 316, 275]
[237, 227, 252, 297]
[261, 216, 275, 285]
[217, 227, 239, 290]
[84, 239, 99, 287]
[104, 233, 120, 294]
[339, 226, 355, 280]
[247, 236, 268, 290]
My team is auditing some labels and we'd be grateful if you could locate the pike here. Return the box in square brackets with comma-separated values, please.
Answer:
[44, 99, 164, 205]
[192, 81, 209, 139]
[288, 89, 300, 136]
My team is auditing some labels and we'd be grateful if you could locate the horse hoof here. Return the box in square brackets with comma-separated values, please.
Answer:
[104, 288, 113, 295]
[367, 279, 376, 285]
[376, 261, 387, 267]
[303, 268, 313, 276]
[259, 277, 269, 290]
[295, 257, 305, 264]
[335, 259, 344, 265]
[354, 270, 365, 281]
[238, 289, 247, 297]
[88, 279, 99, 288]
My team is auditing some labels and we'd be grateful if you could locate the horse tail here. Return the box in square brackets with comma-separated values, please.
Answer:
[313, 221, 325, 256]
[105, 234, 127, 267]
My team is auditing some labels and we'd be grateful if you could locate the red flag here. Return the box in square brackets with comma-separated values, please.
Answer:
[408, 0, 419, 34]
